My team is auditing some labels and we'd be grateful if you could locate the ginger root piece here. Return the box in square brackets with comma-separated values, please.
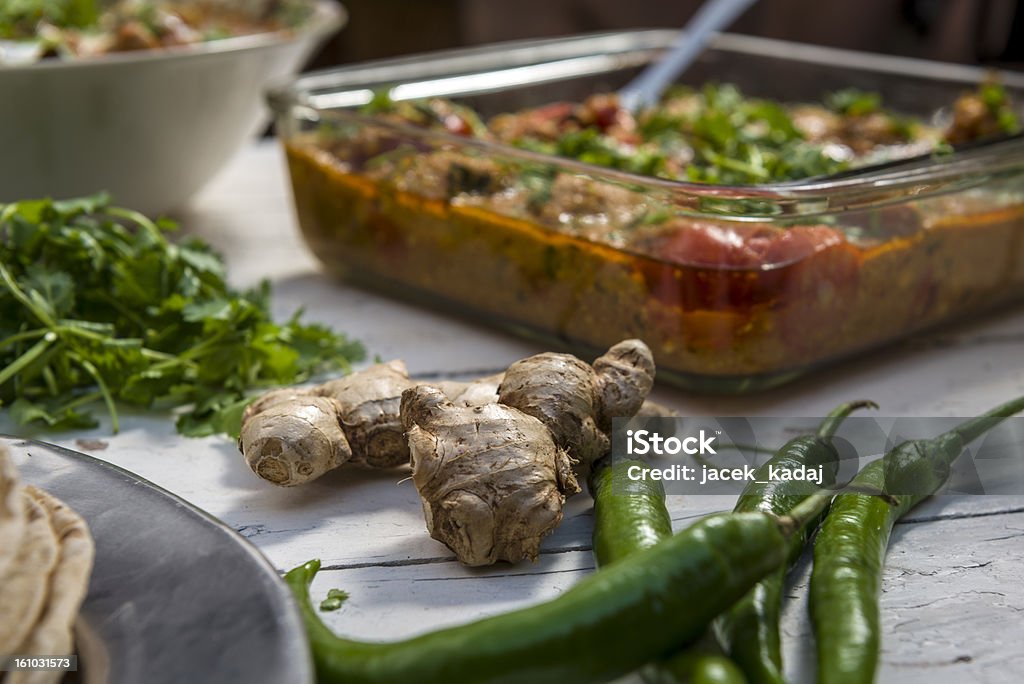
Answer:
[240, 361, 415, 485]
[241, 341, 656, 566]
[402, 386, 579, 566]
[592, 339, 657, 431]
[498, 339, 655, 468]
[317, 360, 415, 469]
[240, 362, 505, 486]
[434, 373, 504, 408]
[499, 353, 607, 464]
[241, 340, 653, 492]
[239, 393, 353, 486]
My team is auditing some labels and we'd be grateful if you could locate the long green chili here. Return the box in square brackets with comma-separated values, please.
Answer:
[811, 395, 1024, 684]
[714, 400, 876, 684]
[286, 493, 832, 684]
[589, 458, 746, 684]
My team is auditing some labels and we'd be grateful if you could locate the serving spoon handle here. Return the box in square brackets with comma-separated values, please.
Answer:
[618, 0, 759, 112]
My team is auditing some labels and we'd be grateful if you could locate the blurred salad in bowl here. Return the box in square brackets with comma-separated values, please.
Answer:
[0, 0, 317, 63]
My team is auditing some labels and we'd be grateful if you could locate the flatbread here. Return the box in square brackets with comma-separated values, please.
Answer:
[0, 444, 26, 577]
[0, 493, 59, 656]
[7, 487, 95, 684]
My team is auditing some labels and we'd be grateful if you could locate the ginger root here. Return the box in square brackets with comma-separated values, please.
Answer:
[240, 361, 414, 486]
[239, 392, 352, 486]
[498, 339, 655, 468]
[404, 340, 654, 565]
[239, 362, 504, 486]
[317, 360, 417, 469]
[434, 373, 504, 408]
[239, 340, 657, 567]
[402, 385, 579, 566]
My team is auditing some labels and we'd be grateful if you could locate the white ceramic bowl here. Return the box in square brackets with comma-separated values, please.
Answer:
[0, 1, 345, 215]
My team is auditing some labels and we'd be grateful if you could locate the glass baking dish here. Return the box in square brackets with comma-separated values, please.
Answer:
[268, 30, 1024, 392]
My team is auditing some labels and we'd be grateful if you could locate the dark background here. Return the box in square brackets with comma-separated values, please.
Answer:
[308, 0, 1024, 70]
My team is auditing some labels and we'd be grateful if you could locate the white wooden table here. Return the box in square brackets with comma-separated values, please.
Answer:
[9, 141, 1024, 682]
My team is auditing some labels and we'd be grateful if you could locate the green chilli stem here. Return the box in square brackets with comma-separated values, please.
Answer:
[778, 492, 833, 538]
[947, 395, 1024, 447]
[817, 400, 878, 441]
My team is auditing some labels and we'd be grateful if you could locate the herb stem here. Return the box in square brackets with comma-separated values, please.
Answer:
[67, 353, 119, 434]
[56, 324, 178, 362]
[0, 332, 58, 387]
[0, 328, 47, 350]
[104, 206, 168, 246]
[55, 390, 104, 413]
[41, 365, 59, 396]
[0, 262, 58, 329]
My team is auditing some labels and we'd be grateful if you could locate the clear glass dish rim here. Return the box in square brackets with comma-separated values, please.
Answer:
[268, 29, 1024, 220]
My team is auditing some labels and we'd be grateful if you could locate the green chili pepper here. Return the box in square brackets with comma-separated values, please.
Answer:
[589, 457, 673, 566]
[811, 395, 1024, 684]
[641, 650, 748, 684]
[286, 492, 832, 684]
[714, 400, 876, 684]
[589, 458, 746, 684]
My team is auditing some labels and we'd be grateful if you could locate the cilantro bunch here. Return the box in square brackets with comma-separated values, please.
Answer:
[0, 195, 364, 436]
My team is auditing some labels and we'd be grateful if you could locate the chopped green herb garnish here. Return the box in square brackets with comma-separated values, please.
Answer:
[979, 81, 1020, 134]
[362, 90, 396, 115]
[519, 165, 557, 213]
[634, 207, 674, 226]
[319, 588, 350, 612]
[554, 129, 666, 177]
[646, 84, 847, 184]
[348, 78, 1017, 189]
[826, 89, 882, 117]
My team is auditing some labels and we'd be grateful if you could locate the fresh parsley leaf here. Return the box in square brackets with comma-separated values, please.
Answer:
[21, 266, 75, 319]
[176, 392, 255, 439]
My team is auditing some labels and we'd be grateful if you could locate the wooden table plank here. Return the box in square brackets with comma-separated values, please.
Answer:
[780, 510, 1024, 682]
